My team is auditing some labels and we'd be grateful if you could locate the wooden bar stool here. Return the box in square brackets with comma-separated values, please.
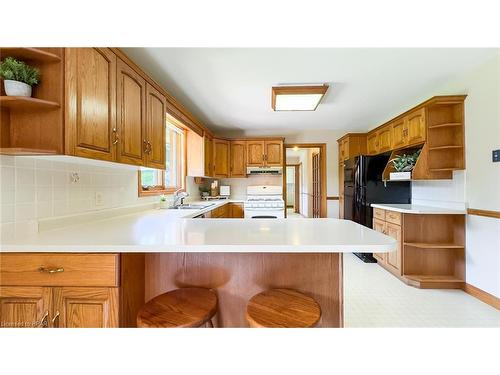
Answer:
[137, 287, 218, 328]
[246, 288, 321, 328]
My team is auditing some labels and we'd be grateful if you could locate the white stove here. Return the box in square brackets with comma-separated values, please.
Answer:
[244, 185, 285, 219]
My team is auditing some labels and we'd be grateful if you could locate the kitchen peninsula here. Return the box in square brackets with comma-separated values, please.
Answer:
[0, 203, 395, 328]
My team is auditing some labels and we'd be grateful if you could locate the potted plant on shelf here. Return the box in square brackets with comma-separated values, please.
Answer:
[389, 149, 421, 180]
[0, 57, 40, 97]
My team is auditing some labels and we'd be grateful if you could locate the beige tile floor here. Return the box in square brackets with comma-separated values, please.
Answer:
[343, 253, 500, 327]
[286, 208, 305, 218]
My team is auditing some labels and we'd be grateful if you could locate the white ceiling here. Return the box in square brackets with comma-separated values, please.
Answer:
[123, 48, 498, 133]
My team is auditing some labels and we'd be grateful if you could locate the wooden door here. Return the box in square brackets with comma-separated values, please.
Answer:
[213, 138, 230, 178]
[52, 287, 119, 328]
[391, 118, 407, 149]
[377, 126, 392, 152]
[145, 83, 166, 169]
[246, 140, 265, 167]
[0, 286, 51, 328]
[406, 109, 426, 145]
[204, 135, 214, 177]
[385, 223, 401, 273]
[312, 153, 321, 218]
[230, 141, 246, 177]
[265, 140, 283, 166]
[117, 58, 147, 166]
[366, 132, 378, 155]
[338, 160, 344, 219]
[372, 218, 386, 263]
[65, 48, 117, 162]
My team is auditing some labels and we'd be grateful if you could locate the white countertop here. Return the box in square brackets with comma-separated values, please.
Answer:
[0, 200, 395, 253]
[371, 203, 466, 215]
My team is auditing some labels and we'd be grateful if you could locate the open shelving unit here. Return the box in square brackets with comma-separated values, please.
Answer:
[380, 96, 466, 181]
[402, 214, 465, 289]
[0, 47, 64, 155]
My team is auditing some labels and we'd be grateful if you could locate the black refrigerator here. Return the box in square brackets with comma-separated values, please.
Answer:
[344, 153, 411, 263]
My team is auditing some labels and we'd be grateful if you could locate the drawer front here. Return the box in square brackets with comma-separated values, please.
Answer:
[373, 208, 386, 221]
[0, 253, 119, 287]
[385, 211, 402, 225]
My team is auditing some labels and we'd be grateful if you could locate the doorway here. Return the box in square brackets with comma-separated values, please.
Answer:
[286, 164, 301, 213]
[283, 143, 327, 218]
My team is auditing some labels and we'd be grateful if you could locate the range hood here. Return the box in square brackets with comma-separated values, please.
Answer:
[246, 166, 282, 175]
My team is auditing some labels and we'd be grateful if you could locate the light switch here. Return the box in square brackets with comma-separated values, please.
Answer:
[493, 149, 500, 163]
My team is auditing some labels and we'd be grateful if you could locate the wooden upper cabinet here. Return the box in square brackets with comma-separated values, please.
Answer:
[377, 126, 392, 153]
[53, 287, 119, 328]
[265, 140, 283, 166]
[0, 286, 51, 328]
[391, 118, 406, 149]
[116, 59, 147, 166]
[340, 139, 349, 161]
[246, 140, 265, 166]
[406, 108, 426, 146]
[145, 83, 166, 169]
[230, 140, 247, 177]
[65, 48, 117, 162]
[366, 132, 378, 155]
[204, 134, 214, 177]
[213, 138, 230, 178]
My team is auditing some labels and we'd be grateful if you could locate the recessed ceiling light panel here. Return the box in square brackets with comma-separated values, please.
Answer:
[272, 84, 328, 111]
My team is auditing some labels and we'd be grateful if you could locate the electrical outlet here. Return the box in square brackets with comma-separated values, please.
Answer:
[493, 149, 500, 163]
[95, 191, 104, 206]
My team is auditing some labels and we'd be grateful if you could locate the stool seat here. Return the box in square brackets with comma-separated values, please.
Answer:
[137, 288, 218, 328]
[246, 288, 321, 328]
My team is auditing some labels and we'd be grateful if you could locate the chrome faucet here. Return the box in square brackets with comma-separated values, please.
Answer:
[172, 189, 189, 208]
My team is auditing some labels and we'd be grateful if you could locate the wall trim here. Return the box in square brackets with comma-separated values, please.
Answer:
[463, 283, 500, 310]
[467, 208, 500, 219]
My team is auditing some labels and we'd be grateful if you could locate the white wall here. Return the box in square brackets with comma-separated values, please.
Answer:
[0, 155, 157, 240]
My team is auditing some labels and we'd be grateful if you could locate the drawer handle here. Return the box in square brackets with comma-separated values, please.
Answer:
[38, 266, 64, 274]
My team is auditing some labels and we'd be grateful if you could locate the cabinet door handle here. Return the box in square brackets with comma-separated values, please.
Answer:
[38, 266, 64, 274]
[51, 311, 60, 328]
[143, 139, 148, 152]
[40, 310, 49, 328]
[112, 128, 119, 145]
[147, 141, 152, 154]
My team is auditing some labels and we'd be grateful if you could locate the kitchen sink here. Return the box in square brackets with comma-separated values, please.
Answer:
[169, 203, 215, 210]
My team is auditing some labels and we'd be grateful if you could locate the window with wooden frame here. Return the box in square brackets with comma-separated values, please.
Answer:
[139, 121, 186, 196]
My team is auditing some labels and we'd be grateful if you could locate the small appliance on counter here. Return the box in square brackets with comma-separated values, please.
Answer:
[219, 185, 231, 197]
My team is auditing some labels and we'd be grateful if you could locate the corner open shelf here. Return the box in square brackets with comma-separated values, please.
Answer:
[0, 47, 61, 63]
[401, 214, 465, 289]
[1, 47, 64, 155]
[0, 96, 60, 110]
[404, 242, 464, 249]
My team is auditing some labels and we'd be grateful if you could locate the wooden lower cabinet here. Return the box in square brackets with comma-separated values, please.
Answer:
[0, 286, 51, 328]
[229, 203, 244, 218]
[372, 215, 402, 274]
[0, 253, 143, 328]
[53, 287, 119, 328]
[372, 209, 465, 289]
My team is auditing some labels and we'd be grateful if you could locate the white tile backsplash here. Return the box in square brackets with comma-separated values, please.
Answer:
[0, 155, 158, 232]
[411, 170, 467, 210]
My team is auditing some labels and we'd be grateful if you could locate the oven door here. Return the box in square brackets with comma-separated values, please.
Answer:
[244, 208, 285, 219]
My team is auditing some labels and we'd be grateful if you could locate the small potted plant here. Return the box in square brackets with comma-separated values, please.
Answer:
[389, 149, 421, 180]
[159, 194, 169, 209]
[0, 57, 41, 97]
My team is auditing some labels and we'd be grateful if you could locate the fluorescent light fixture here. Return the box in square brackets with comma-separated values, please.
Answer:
[272, 84, 329, 111]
